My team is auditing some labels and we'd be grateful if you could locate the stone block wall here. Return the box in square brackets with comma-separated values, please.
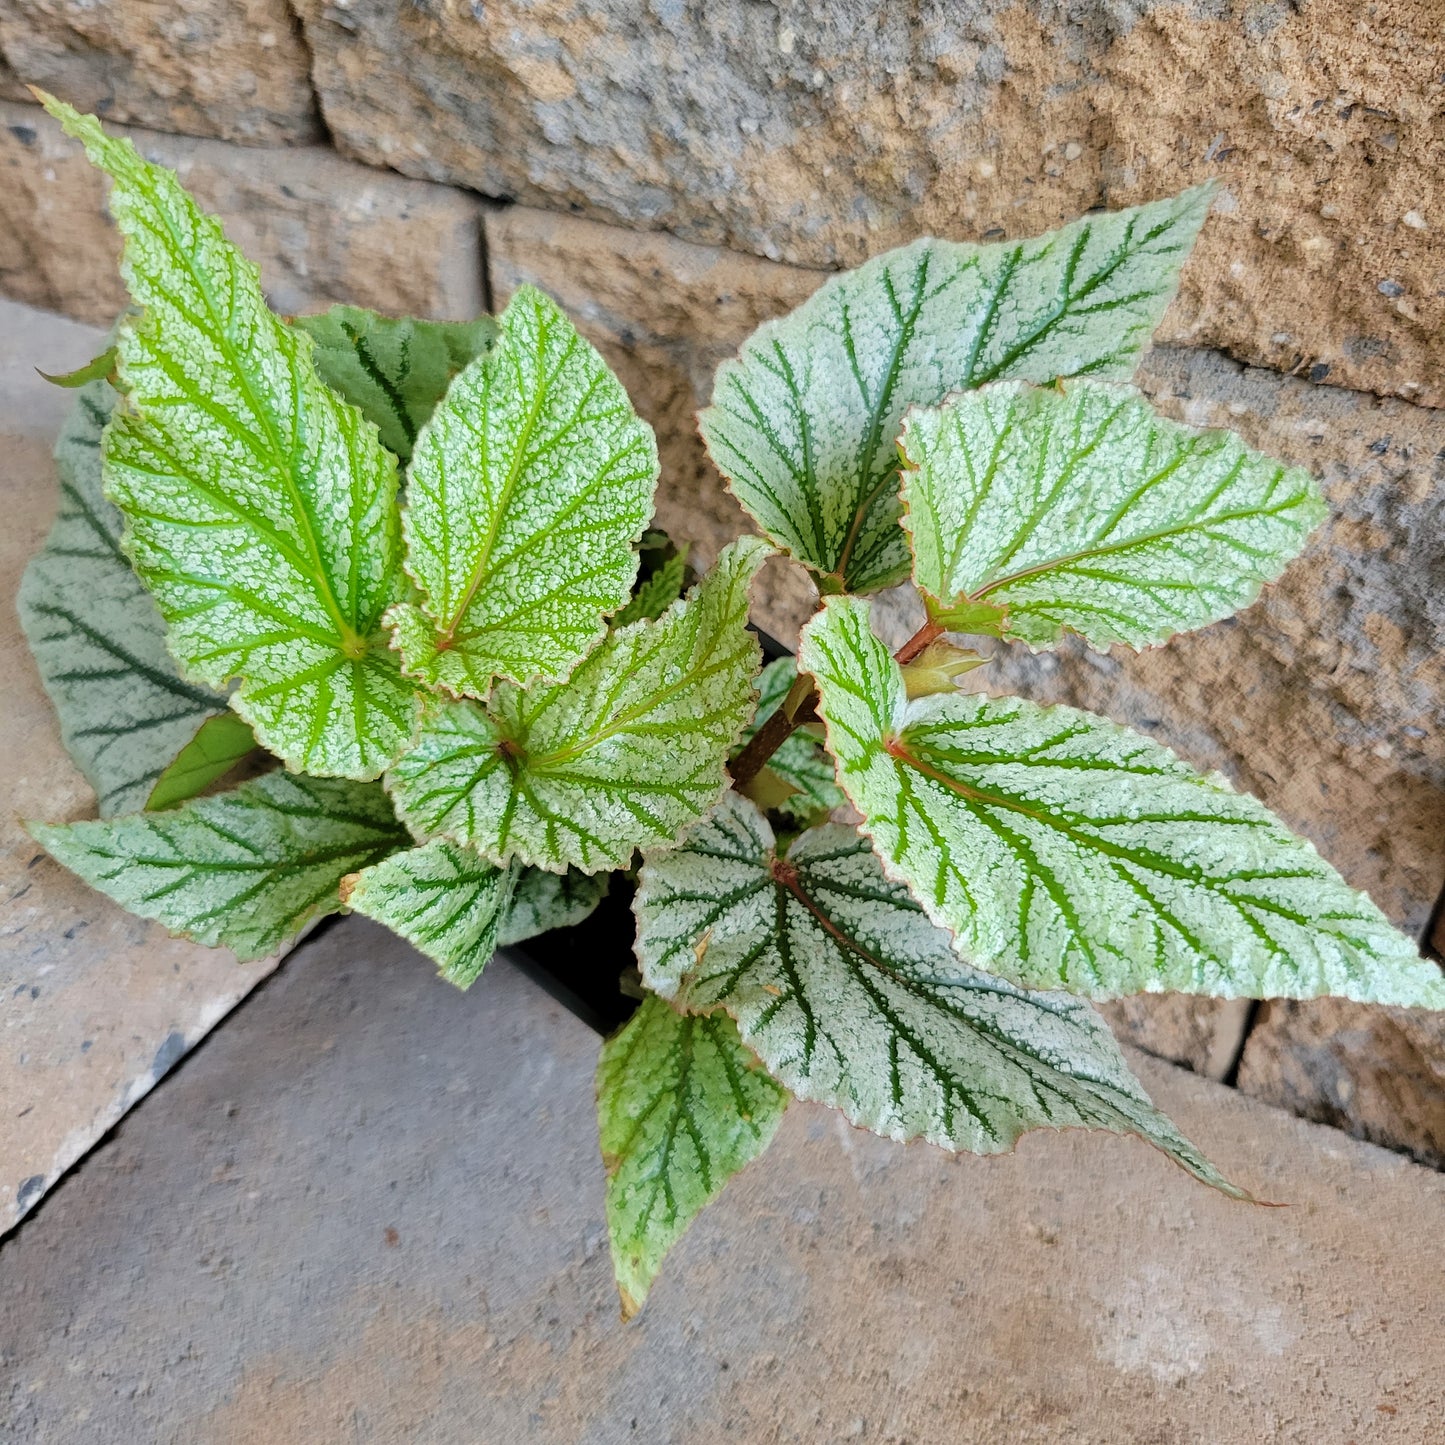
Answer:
[0, 0, 1441, 1164]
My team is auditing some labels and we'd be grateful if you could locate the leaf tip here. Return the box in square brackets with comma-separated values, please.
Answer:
[32, 88, 95, 144]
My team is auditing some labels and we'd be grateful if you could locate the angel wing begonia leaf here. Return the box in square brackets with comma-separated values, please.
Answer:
[292, 306, 498, 464]
[899, 380, 1325, 650]
[31, 773, 410, 962]
[17, 379, 225, 816]
[700, 187, 1213, 594]
[800, 597, 1441, 1005]
[388, 285, 658, 697]
[387, 537, 769, 873]
[636, 793, 1240, 1193]
[42, 97, 421, 780]
[597, 992, 787, 1318]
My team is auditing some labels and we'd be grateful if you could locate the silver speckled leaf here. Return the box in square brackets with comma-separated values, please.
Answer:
[499, 866, 609, 947]
[46, 99, 421, 780]
[31, 772, 410, 962]
[636, 793, 1240, 1193]
[801, 596, 1440, 1005]
[387, 537, 769, 873]
[700, 187, 1213, 593]
[389, 285, 658, 697]
[596, 993, 786, 1318]
[344, 838, 515, 988]
[899, 380, 1325, 649]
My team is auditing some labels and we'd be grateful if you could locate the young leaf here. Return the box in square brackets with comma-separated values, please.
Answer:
[610, 529, 689, 629]
[291, 307, 498, 464]
[30, 773, 410, 962]
[43, 98, 421, 780]
[899, 380, 1325, 650]
[17, 380, 226, 816]
[597, 993, 787, 1318]
[39, 345, 118, 389]
[700, 187, 1213, 594]
[146, 712, 261, 811]
[342, 839, 515, 988]
[801, 597, 1442, 1005]
[637, 794, 1240, 1193]
[498, 867, 608, 948]
[388, 285, 659, 697]
[387, 537, 769, 873]
[735, 657, 843, 822]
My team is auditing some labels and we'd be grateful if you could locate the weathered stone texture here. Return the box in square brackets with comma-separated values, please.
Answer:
[0, 0, 321, 145]
[0, 101, 485, 325]
[297, 0, 1445, 404]
[1237, 1000, 1445, 1169]
[487, 204, 824, 643]
[0, 298, 278, 1236]
[1098, 997, 1252, 1082]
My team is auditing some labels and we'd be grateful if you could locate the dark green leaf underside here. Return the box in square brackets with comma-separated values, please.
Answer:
[293, 306, 498, 464]
[146, 711, 261, 811]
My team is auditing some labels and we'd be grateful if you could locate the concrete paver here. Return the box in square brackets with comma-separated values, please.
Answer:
[1, 918, 1441, 1443]
[1, 297, 281, 1232]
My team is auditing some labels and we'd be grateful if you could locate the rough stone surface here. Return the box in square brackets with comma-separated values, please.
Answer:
[0, 100, 486, 326]
[1098, 997, 1253, 1083]
[298, 0, 1445, 404]
[0, 0, 320, 145]
[2, 922, 1444, 1442]
[0, 298, 279, 1236]
[487, 204, 824, 644]
[1238, 1000, 1445, 1171]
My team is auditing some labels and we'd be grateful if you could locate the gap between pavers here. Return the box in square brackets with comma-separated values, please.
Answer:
[2, 918, 1442, 1444]
[0, 298, 289, 1235]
